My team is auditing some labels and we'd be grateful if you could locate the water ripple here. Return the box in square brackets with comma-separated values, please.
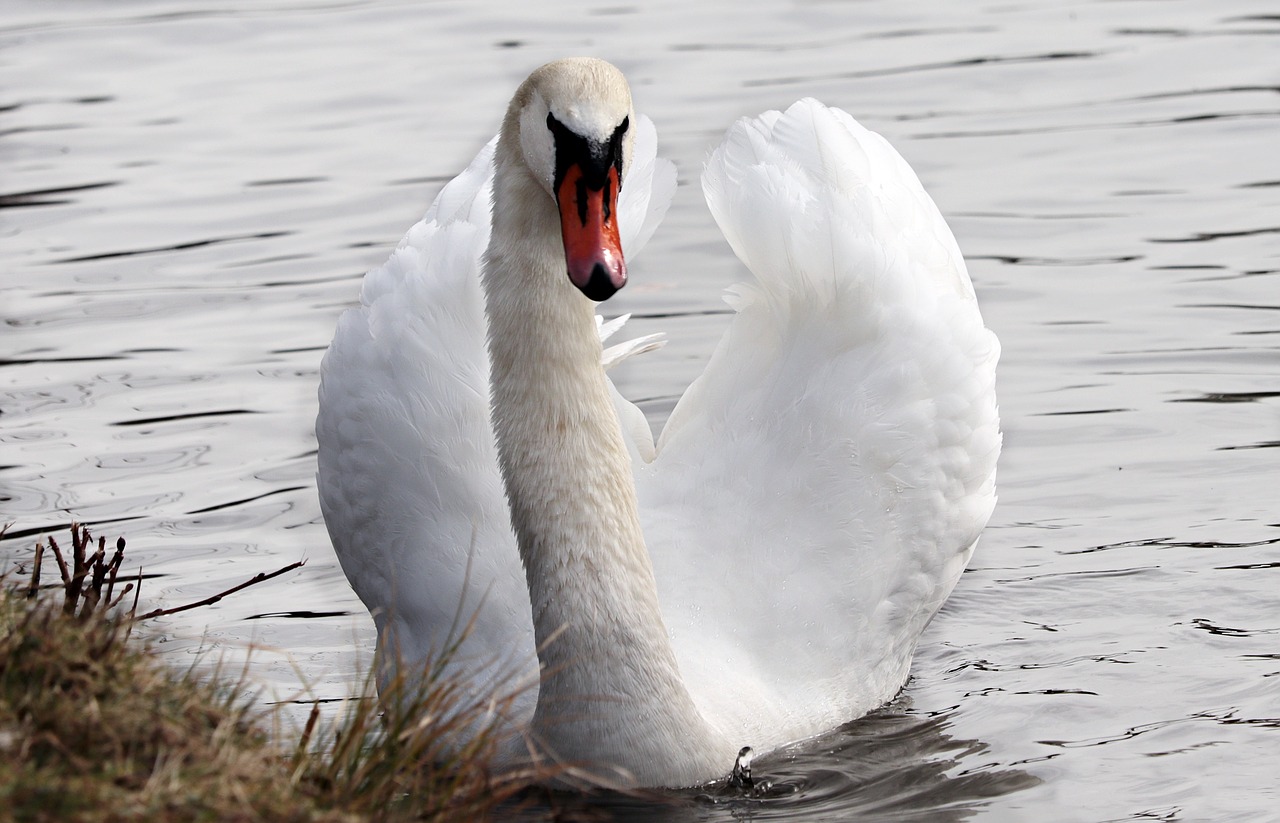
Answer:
[743, 50, 1098, 88]
[51, 231, 291, 264]
[0, 181, 118, 209]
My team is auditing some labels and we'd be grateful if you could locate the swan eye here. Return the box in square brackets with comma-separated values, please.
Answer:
[609, 116, 629, 179]
[545, 113, 629, 196]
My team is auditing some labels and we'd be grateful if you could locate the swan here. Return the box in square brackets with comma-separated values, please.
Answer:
[316, 57, 1000, 787]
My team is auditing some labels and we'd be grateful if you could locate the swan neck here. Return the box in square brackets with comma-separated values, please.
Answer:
[480, 126, 726, 781]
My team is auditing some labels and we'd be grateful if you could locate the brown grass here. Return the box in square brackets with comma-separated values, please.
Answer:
[0, 525, 582, 822]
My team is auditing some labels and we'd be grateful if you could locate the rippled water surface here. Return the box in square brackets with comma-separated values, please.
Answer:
[3, 1, 1278, 819]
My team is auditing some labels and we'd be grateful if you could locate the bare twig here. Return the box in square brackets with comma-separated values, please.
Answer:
[67, 526, 86, 616]
[133, 560, 307, 622]
[27, 540, 44, 600]
[130, 566, 142, 617]
[103, 538, 126, 608]
[82, 534, 108, 618]
[21, 525, 305, 630]
[48, 534, 72, 590]
[107, 582, 137, 611]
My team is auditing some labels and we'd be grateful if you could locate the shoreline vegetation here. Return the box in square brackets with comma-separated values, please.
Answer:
[0, 525, 613, 822]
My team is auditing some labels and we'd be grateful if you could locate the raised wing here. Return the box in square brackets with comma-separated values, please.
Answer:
[637, 100, 1001, 743]
[316, 138, 534, 702]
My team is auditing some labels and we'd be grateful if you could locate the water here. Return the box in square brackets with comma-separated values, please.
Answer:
[3, 1, 1278, 819]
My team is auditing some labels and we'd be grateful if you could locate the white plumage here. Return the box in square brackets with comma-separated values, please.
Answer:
[316, 58, 999, 787]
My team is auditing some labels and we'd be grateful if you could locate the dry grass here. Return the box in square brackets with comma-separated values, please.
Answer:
[0, 525, 583, 822]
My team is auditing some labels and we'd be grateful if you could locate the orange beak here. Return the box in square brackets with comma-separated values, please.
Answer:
[556, 163, 626, 302]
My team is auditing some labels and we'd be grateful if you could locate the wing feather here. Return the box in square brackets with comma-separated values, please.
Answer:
[638, 100, 1000, 744]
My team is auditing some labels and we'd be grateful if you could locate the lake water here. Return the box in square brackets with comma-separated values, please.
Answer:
[3, 1, 1278, 819]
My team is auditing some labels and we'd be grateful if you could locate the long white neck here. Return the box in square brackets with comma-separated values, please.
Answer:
[481, 126, 728, 784]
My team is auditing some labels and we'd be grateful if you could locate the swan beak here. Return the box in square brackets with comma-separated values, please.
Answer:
[556, 164, 627, 302]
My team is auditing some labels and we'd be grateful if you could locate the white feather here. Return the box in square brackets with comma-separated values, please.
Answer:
[640, 99, 1000, 745]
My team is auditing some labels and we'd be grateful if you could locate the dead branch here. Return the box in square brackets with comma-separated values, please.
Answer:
[132, 560, 307, 622]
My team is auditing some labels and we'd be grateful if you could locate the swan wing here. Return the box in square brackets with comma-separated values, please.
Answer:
[618, 115, 678, 260]
[317, 119, 673, 703]
[317, 138, 537, 704]
[610, 114, 677, 463]
[637, 100, 1001, 745]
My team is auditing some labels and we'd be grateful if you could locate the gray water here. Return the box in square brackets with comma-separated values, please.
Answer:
[3, 1, 1278, 819]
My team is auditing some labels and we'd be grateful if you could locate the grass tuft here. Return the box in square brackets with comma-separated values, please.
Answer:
[0, 525, 579, 822]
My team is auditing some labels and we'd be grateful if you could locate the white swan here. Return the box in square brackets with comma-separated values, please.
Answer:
[316, 57, 1000, 787]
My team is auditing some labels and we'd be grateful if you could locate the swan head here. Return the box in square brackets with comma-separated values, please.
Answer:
[508, 58, 635, 301]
